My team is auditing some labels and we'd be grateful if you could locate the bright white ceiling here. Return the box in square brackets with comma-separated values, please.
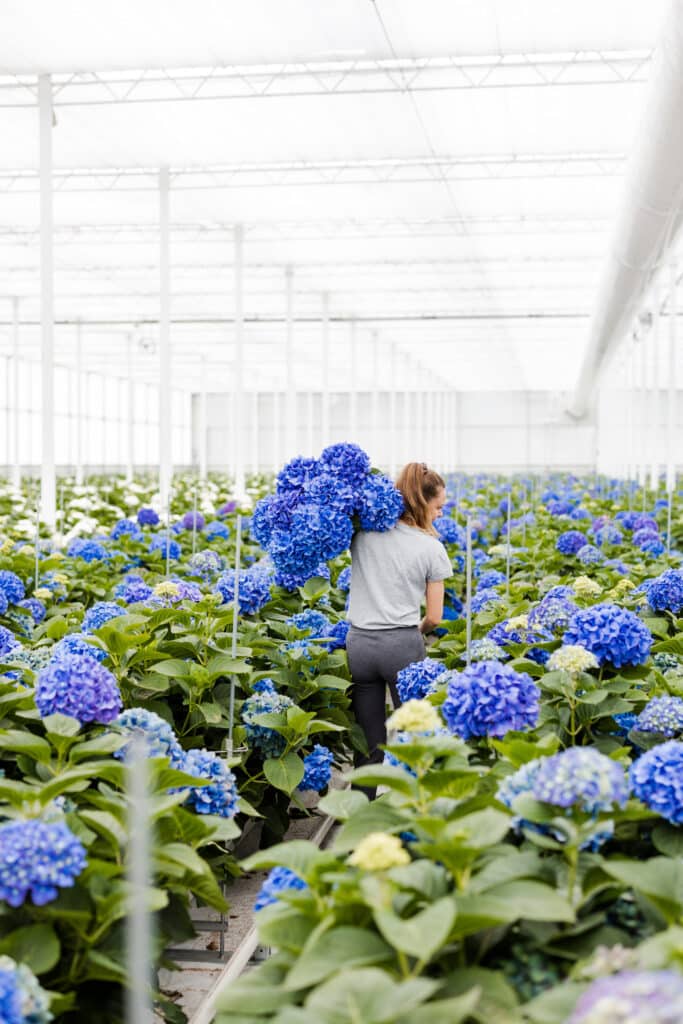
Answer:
[0, 0, 672, 392]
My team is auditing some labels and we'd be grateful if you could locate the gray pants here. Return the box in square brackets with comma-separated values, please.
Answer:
[346, 625, 426, 782]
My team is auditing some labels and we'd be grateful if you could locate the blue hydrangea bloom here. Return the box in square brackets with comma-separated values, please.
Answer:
[533, 746, 629, 813]
[568, 971, 683, 1024]
[181, 749, 239, 818]
[273, 563, 330, 591]
[545, 585, 575, 601]
[241, 689, 294, 758]
[633, 514, 659, 533]
[325, 620, 350, 651]
[319, 442, 371, 488]
[148, 535, 182, 560]
[615, 510, 641, 530]
[434, 518, 466, 547]
[487, 620, 551, 648]
[254, 867, 307, 912]
[0, 571, 25, 605]
[613, 712, 639, 737]
[477, 569, 505, 589]
[250, 493, 299, 548]
[0, 626, 20, 659]
[633, 527, 660, 548]
[253, 678, 277, 695]
[464, 638, 508, 662]
[641, 569, 683, 613]
[51, 633, 107, 663]
[114, 574, 153, 604]
[546, 499, 574, 516]
[576, 544, 605, 566]
[302, 473, 357, 516]
[276, 456, 320, 496]
[0, 964, 21, 1024]
[35, 653, 122, 723]
[181, 511, 205, 531]
[0, 591, 7, 616]
[556, 530, 586, 555]
[287, 610, 330, 637]
[396, 658, 446, 702]
[204, 520, 230, 541]
[640, 538, 665, 557]
[564, 602, 652, 667]
[270, 504, 354, 572]
[114, 707, 184, 766]
[66, 538, 109, 562]
[441, 660, 540, 739]
[528, 596, 577, 634]
[298, 744, 334, 791]
[214, 567, 272, 614]
[0, 956, 51, 1024]
[17, 599, 46, 624]
[636, 696, 683, 737]
[594, 524, 623, 547]
[137, 507, 159, 526]
[110, 519, 143, 542]
[470, 588, 502, 614]
[82, 601, 125, 634]
[631, 741, 683, 823]
[569, 507, 590, 520]
[0, 819, 87, 907]
[284, 638, 314, 660]
[188, 550, 224, 580]
[357, 475, 404, 532]
[336, 566, 352, 591]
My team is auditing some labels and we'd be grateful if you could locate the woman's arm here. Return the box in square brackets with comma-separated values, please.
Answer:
[420, 580, 445, 635]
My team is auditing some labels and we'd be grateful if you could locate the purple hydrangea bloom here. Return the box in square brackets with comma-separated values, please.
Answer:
[137, 507, 160, 526]
[298, 744, 334, 792]
[0, 819, 87, 907]
[218, 500, 237, 516]
[396, 658, 446, 702]
[636, 696, 683, 737]
[564, 603, 652, 667]
[633, 514, 659, 533]
[357, 475, 404, 532]
[318, 442, 371, 488]
[181, 749, 239, 818]
[181, 510, 206, 531]
[35, 653, 122, 723]
[631, 740, 683, 823]
[641, 569, 683, 613]
[633, 527, 660, 548]
[214, 567, 272, 614]
[532, 746, 629, 813]
[82, 601, 125, 634]
[110, 519, 143, 542]
[556, 530, 586, 555]
[441, 660, 540, 739]
[0, 571, 25, 605]
[17, 598, 46, 624]
[66, 538, 108, 562]
[568, 971, 683, 1024]
[254, 867, 307, 912]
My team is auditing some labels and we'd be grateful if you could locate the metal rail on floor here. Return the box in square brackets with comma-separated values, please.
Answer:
[187, 813, 336, 1024]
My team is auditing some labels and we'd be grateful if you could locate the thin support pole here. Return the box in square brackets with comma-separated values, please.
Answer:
[227, 514, 242, 757]
[505, 492, 512, 601]
[192, 483, 198, 556]
[38, 75, 56, 527]
[650, 287, 660, 492]
[159, 167, 172, 507]
[165, 493, 172, 579]
[34, 501, 41, 591]
[11, 298, 20, 490]
[126, 735, 153, 1024]
[321, 292, 330, 449]
[465, 515, 473, 666]
[666, 261, 677, 495]
[126, 334, 134, 482]
[284, 267, 295, 460]
[233, 224, 245, 496]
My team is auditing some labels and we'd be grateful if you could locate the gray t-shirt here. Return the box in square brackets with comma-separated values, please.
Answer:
[348, 522, 454, 630]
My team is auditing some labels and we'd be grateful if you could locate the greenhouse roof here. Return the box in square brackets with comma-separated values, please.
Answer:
[0, 0, 672, 393]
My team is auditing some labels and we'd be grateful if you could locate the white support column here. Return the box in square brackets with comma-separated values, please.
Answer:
[284, 267, 295, 461]
[11, 298, 20, 489]
[402, 354, 411, 468]
[126, 334, 134, 482]
[251, 391, 259, 475]
[667, 261, 677, 493]
[370, 330, 380, 464]
[638, 330, 647, 487]
[306, 391, 314, 456]
[415, 367, 425, 459]
[198, 354, 208, 481]
[158, 166, 172, 506]
[74, 321, 83, 484]
[321, 292, 330, 449]
[233, 224, 246, 496]
[388, 343, 397, 479]
[453, 390, 460, 473]
[272, 390, 281, 472]
[649, 288, 660, 491]
[349, 319, 358, 443]
[39, 75, 56, 526]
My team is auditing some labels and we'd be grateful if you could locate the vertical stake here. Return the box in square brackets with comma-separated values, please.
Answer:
[192, 482, 198, 557]
[34, 499, 41, 591]
[126, 734, 153, 1024]
[505, 492, 512, 602]
[465, 514, 473, 667]
[667, 489, 674, 558]
[227, 514, 242, 757]
[165, 493, 172, 579]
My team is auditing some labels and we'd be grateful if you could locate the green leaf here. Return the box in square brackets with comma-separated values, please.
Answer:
[469, 850, 547, 894]
[242, 840, 334, 878]
[46, 617, 69, 640]
[652, 824, 683, 858]
[153, 658, 191, 679]
[334, 801, 410, 851]
[285, 928, 394, 991]
[346, 765, 416, 797]
[206, 654, 251, 678]
[0, 729, 52, 763]
[397, 990, 481, 1024]
[79, 810, 127, 848]
[42, 713, 82, 738]
[69, 733, 126, 763]
[317, 789, 368, 821]
[263, 752, 305, 794]
[301, 576, 330, 601]
[0, 924, 60, 974]
[523, 981, 587, 1023]
[314, 674, 352, 692]
[602, 857, 683, 920]
[304, 967, 438, 1023]
[451, 880, 574, 937]
[373, 896, 457, 960]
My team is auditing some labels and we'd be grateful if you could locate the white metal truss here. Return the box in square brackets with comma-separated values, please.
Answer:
[0, 51, 652, 107]
[0, 153, 626, 193]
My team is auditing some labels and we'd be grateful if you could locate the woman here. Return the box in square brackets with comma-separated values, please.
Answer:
[346, 463, 453, 786]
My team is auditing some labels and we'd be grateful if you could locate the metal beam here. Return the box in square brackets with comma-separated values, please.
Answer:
[0, 153, 626, 193]
[0, 51, 651, 108]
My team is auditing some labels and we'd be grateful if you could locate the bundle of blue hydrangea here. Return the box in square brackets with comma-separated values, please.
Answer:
[252, 443, 404, 589]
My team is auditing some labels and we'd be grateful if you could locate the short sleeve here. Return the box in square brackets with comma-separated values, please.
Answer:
[426, 540, 454, 582]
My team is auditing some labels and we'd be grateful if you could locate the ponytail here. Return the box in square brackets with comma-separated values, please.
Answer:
[396, 463, 445, 535]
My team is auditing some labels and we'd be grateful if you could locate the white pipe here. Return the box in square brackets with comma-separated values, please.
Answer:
[11, 298, 20, 489]
[39, 75, 55, 527]
[233, 225, 245, 496]
[570, 1, 683, 417]
[284, 267, 295, 460]
[321, 292, 330, 449]
[199, 354, 208, 481]
[667, 260, 677, 492]
[159, 166, 172, 506]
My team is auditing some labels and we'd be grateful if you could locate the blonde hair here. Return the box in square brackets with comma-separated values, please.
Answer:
[396, 463, 445, 535]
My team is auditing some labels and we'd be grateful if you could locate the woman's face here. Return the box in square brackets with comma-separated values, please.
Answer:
[426, 487, 446, 524]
